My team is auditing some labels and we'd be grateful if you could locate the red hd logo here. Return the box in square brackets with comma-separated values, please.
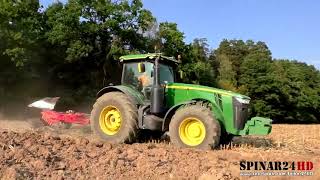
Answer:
[297, 162, 313, 171]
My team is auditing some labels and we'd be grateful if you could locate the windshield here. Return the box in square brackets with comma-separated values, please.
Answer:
[122, 62, 153, 88]
[159, 63, 174, 84]
[122, 62, 174, 99]
[122, 62, 153, 99]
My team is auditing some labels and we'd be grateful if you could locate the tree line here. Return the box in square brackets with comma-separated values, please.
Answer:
[0, 0, 319, 123]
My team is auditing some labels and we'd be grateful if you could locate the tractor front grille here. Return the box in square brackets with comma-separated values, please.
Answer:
[232, 97, 249, 130]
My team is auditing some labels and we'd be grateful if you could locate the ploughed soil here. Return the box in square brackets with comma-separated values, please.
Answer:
[0, 117, 319, 179]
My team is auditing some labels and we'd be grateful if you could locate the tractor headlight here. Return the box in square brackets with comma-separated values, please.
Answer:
[235, 97, 250, 104]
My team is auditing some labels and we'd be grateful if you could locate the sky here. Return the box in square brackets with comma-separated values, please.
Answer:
[40, 0, 320, 69]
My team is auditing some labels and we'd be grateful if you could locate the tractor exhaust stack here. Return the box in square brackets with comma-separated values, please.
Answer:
[150, 56, 164, 114]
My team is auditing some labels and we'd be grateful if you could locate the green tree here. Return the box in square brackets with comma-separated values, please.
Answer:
[191, 38, 209, 62]
[239, 53, 277, 118]
[0, 0, 44, 67]
[214, 39, 249, 84]
[216, 54, 238, 92]
[158, 22, 185, 56]
[180, 38, 216, 86]
[214, 39, 271, 92]
[271, 60, 320, 122]
[43, 0, 156, 105]
[1, 0, 319, 123]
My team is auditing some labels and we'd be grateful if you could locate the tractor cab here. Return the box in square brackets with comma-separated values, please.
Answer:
[120, 53, 178, 100]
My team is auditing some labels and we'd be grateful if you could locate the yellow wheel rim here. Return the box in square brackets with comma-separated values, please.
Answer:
[99, 105, 122, 135]
[179, 117, 206, 146]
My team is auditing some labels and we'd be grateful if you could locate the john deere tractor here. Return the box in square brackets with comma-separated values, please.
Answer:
[90, 53, 272, 149]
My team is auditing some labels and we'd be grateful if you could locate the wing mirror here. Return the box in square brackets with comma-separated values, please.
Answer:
[138, 63, 145, 73]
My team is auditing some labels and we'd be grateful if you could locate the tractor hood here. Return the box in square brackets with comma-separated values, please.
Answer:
[166, 83, 250, 99]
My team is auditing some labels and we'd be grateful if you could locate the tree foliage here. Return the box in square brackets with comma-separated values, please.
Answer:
[0, 0, 319, 122]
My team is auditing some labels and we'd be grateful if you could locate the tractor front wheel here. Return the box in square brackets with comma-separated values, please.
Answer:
[90, 92, 138, 143]
[169, 103, 221, 149]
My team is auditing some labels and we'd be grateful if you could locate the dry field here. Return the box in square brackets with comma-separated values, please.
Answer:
[0, 118, 319, 179]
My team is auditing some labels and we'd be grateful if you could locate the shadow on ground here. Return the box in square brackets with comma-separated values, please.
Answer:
[232, 136, 274, 148]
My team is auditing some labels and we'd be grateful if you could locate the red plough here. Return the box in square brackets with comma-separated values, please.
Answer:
[28, 97, 90, 127]
[40, 110, 89, 126]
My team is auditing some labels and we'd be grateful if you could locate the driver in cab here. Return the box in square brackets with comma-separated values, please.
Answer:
[137, 63, 152, 97]
[138, 72, 151, 87]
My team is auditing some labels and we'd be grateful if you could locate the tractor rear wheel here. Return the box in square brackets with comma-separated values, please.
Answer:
[169, 103, 221, 149]
[90, 92, 138, 143]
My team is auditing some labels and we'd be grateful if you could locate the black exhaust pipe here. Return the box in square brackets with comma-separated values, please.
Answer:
[150, 56, 164, 114]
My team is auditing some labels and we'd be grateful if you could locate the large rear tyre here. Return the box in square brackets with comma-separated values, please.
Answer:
[169, 103, 221, 150]
[90, 92, 138, 143]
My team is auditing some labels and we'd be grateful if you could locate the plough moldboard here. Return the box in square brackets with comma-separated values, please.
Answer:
[28, 97, 90, 127]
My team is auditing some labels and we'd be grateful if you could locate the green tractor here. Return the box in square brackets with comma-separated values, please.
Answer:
[90, 53, 272, 149]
